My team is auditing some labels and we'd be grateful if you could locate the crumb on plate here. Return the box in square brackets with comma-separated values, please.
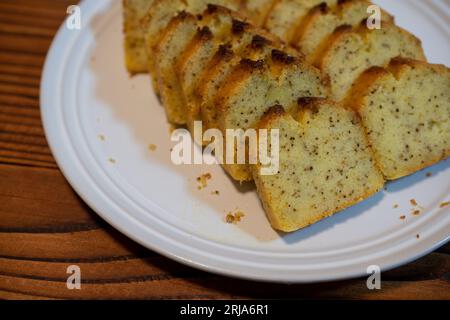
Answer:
[226, 211, 246, 224]
[234, 211, 245, 222]
[148, 144, 157, 152]
[226, 214, 235, 224]
[197, 173, 212, 190]
[440, 201, 450, 208]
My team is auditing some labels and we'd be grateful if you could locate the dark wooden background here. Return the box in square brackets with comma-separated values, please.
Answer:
[0, 0, 449, 300]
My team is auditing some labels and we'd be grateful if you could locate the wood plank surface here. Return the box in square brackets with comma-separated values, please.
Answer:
[0, 0, 449, 300]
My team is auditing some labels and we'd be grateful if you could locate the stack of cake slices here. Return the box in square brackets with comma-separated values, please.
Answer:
[122, 0, 450, 232]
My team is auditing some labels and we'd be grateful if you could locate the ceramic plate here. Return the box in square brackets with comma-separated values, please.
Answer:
[41, 0, 450, 283]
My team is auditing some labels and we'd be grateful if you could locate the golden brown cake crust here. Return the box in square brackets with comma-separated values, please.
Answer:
[253, 99, 385, 232]
[292, 0, 394, 62]
[315, 21, 425, 101]
[212, 51, 329, 181]
[349, 58, 450, 180]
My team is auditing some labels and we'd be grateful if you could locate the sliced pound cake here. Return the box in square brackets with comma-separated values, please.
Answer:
[194, 33, 285, 136]
[123, 0, 155, 74]
[293, 0, 394, 62]
[155, 6, 245, 124]
[153, 12, 200, 124]
[215, 52, 329, 181]
[176, 15, 255, 130]
[177, 25, 224, 131]
[252, 101, 385, 232]
[141, 0, 241, 84]
[264, 0, 337, 43]
[348, 58, 450, 180]
[316, 22, 425, 101]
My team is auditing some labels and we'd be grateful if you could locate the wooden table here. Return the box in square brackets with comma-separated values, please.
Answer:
[0, 0, 449, 300]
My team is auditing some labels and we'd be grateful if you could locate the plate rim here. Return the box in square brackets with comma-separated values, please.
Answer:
[40, 0, 450, 283]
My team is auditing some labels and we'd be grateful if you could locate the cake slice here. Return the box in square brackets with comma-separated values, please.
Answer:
[293, 0, 394, 62]
[215, 51, 329, 181]
[153, 12, 200, 124]
[252, 101, 385, 232]
[193, 32, 284, 136]
[348, 58, 450, 180]
[264, 0, 337, 43]
[155, 6, 245, 124]
[122, 0, 155, 74]
[141, 0, 241, 82]
[176, 16, 254, 131]
[316, 22, 426, 101]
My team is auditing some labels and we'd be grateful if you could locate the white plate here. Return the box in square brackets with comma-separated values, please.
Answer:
[41, 0, 450, 283]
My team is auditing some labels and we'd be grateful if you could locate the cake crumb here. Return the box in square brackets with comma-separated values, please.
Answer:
[416, 234, 420, 239]
[234, 211, 245, 222]
[211, 190, 220, 196]
[196, 173, 212, 190]
[412, 209, 421, 216]
[425, 172, 432, 177]
[440, 201, 450, 208]
[410, 199, 418, 206]
[399, 215, 406, 220]
[226, 214, 235, 224]
[393, 204, 399, 209]
[148, 144, 157, 152]
[98, 135, 105, 141]
[226, 211, 246, 224]
[108, 158, 116, 164]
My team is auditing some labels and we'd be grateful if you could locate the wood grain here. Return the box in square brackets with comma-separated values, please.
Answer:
[0, 0, 448, 300]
